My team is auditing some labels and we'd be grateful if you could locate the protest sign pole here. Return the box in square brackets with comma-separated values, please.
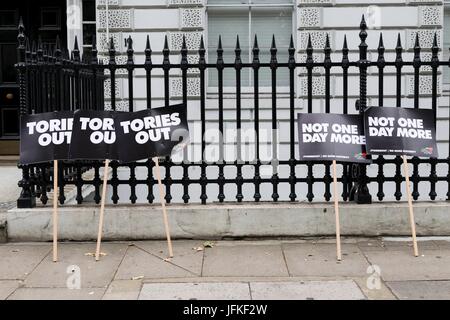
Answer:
[95, 159, 110, 261]
[52, 160, 59, 262]
[332, 160, 342, 261]
[402, 155, 419, 257]
[153, 157, 174, 258]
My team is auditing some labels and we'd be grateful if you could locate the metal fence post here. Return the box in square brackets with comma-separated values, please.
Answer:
[16, 17, 36, 208]
[351, 15, 372, 204]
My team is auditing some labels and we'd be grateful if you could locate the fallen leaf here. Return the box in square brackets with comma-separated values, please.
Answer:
[203, 241, 215, 248]
[131, 276, 144, 281]
[192, 247, 204, 252]
[84, 252, 107, 257]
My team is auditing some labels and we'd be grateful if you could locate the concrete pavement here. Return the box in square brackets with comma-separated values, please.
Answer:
[1, 238, 450, 300]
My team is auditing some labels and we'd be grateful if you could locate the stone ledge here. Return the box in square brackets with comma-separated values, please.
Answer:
[5, 202, 450, 242]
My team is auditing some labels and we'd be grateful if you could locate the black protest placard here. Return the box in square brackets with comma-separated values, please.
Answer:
[297, 113, 370, 163]
[69, 110, 119, 160]
[20, 111, 74, 165]
[364, 107, 438, 158]
[114, 104, 189, 163]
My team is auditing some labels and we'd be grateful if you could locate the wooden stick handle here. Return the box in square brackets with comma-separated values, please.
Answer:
[52, 160, 58, 262]
[403, 155, 419, 257]
[332, 160, 342, 261]
[153, 157, 174, 258]
[95, 159, 110, 261]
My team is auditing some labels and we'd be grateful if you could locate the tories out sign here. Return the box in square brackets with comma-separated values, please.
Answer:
[364, 107, 438, 157]
[297, 113, 370, 163]
[69, 110, 119, 160]
[114, 104, 189, 162]
[20, 111, 74, 164]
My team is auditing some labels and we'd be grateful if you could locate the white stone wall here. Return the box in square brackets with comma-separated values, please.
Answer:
[93, 0, 450, 203]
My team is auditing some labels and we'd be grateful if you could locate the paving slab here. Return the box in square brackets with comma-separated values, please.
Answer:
[102, 280, 142, 300]
[8, 287, 106, 300]
[139, 282, 251, 300]
[133, 240, 204, 276]
[386, 281, 450, 300]
[115, 246, 195, 280]
[282, 243, 370, 277]
[0, 166, 21, 203]
[433, 240, 450, 249]
[202, 244, 289, 277]
[353, 277, 397, 300]
[381, 240, 438, 251]
[0, 280, 22, 300]
[364, 249, 450, 281]
[23, 243, 127, 288]
[250, 280, 366, 300]
[0, 244, 50, 280]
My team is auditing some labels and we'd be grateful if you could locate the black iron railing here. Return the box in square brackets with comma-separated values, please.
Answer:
[16, 16, 450, 208]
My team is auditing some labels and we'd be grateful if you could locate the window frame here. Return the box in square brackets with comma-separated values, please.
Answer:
[81, 0, 97, 55]
[206, 0, 296, 94]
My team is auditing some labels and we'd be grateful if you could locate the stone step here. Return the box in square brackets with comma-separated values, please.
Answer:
[6, 202, 450, 242]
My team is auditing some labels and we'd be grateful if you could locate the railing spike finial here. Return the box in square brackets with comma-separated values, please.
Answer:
[74, 35, 79, 50]
[126, 35, 134, 64]
[414, 32, 420, 49]
[307, 34, 313, 52]
[396, 33, 402, 49]
[378, 33, 384, 49]
[164, 34, 169, 51]
[25, 36, 30, 52]
[145, 35, 152, 64]
[17, 16, 26, 45]
[109, 36, 115, 50]
[181, 34, 188, 65]
[359, 14, 368, 44]
[252, 34, 259, 64]
[217, 35, 224, 66]
[432, 32, 439, 52]
[127, 35, 133, 50]
[146, 34, 151, 51]
[218, 35, 223, 50]
[325, 33, 330, 49]
[343, 34, 348, 50]
[288, 34, 295, 65]
[73, 35, 80, 61]
[360, 14, 367, 31]
[55, 35, 61, 50]
[181, 34, 187, 50]
[271, 34, 276, 49]
[235, 34, 240, 50]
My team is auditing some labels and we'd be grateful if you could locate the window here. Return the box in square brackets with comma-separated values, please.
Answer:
[40, 8, 62, 30]
[444, 1, 450, 84]
[0, 10, 18, 30]
[81, 0, 96, 58]
[207, 0, 294, 88]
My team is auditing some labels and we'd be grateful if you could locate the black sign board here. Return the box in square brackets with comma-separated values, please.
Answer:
[69, 110, 119, 160]
[20, 111, 74, 165]
[364, 107, 438, 157]
[114, 104, 189, 163]
[297, 113, 370, 163]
